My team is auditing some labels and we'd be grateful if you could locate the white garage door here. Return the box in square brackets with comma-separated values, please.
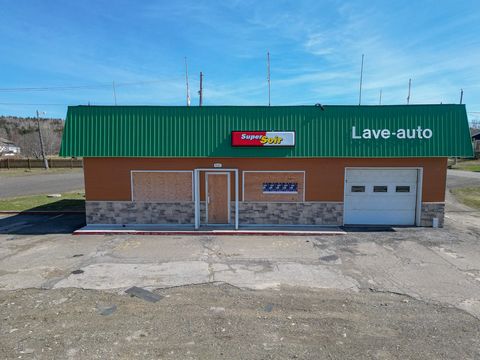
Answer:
[344, 169, 419, 225]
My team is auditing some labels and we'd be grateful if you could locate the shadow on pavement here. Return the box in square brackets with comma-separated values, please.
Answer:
[342, 226, 396, 232]
[0, 213, 85, 235]
[20, 199, 85, 212]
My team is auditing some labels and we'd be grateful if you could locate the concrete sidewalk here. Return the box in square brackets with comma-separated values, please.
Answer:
[74, 224, 346, 236]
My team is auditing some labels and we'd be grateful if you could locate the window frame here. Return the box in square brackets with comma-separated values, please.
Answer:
[130, 170, 194, 202]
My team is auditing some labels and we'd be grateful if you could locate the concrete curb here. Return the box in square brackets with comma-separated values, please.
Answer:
[73, 229, 346, 236]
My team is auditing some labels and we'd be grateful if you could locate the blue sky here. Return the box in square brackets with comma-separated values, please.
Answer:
[1, 0, 479, 122]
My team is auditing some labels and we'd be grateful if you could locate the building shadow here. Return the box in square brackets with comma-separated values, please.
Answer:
[0, 199, 86, 235]
[342, 226, 396, 232]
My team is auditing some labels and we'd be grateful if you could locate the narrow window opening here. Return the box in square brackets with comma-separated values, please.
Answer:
[351, 186, 365, 193]
[396, 186, 411, 193]
[373, 186, 388, 193]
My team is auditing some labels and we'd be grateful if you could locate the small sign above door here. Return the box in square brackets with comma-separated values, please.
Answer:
[231, 131, 295, 147]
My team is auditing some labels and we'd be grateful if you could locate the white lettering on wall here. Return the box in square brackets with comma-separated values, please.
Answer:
[351, 126, 433, 140]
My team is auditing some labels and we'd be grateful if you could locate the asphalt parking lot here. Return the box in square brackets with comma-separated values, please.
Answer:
[0, 169, 479, 359]
[1, 206, 480, 358]
[0, 170, 84, 198]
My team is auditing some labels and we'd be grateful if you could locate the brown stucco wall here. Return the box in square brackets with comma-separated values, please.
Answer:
[83, 157, 447, 202]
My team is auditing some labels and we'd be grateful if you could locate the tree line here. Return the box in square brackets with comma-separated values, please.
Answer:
[0, 116, 64, 157]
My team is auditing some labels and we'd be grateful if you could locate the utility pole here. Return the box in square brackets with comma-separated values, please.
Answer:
[358, 54, 364, 105]
[267, 51, 271, 106]
[379, 89, 382, 105]
[36, 110, 49, 169]
[185, 57, 191, 106]
[407, 78, 411, 104]
[460, 88, 464, 104]
[198, 72, 203, 106]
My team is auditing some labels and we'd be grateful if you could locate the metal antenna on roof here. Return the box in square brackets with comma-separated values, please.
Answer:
[358, 54, 364, 105]
[460, 88, 464, 104]
[185, 57, 191, 106]
[379, 89, 382, 105]
[267, 51, 271, 106]
[112, 81, 117, 106]
[407, 78, 411, 104]
[198, 72, 203, 106]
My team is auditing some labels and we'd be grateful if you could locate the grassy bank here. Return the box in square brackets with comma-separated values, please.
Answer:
[0, 192, 85, 212]
[0, 168, 82, 177]
[450, 159, 480, 172]
[451, 187, 480, 210]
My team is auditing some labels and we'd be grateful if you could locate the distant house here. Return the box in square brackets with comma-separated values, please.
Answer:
[0, 138, 21, 156]
[471, 129, 480, 157]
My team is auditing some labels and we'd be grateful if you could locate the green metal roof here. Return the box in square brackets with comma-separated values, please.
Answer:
[59, 104, 473, 158]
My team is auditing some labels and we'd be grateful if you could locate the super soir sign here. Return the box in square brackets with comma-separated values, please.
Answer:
[231, 131, 295, 147]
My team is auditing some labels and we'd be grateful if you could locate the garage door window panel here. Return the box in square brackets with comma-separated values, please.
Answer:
[351, 186, 366, 193]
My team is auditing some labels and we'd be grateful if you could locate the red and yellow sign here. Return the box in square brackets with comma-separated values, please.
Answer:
[231, 131, 295, 147]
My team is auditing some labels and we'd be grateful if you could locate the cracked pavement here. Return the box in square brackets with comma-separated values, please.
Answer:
[0, 203, 479, 319]
[0, 170, 479, 358]
[0, 170, 479, 320]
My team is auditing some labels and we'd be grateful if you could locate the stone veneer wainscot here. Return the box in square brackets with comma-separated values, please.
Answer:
[85, 201, 444, 227]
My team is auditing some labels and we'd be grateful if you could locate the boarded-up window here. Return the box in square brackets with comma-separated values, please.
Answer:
[132, 171, 192, 202]
[243, 172, 304, 202]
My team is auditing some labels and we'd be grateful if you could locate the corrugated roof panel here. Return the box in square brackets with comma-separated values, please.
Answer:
[59, 104, 474, 158]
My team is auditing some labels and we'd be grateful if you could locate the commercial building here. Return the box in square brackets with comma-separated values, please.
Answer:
[59, 104, 473, 229]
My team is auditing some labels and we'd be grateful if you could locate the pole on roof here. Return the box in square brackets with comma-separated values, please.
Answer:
[379, 89, 382, 105]
[407, 78, 411, 104]
[460, 89, 464, 104]
[267, 51, 271, 106]
[36, 110, 49, 170]
[112, 81, 117, 105]
[358, 54, 364, 105]
[199, 72, 203, 106]
[185, 57, 191, 106]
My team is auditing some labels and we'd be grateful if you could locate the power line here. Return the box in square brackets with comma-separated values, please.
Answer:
[0, 102, 69, 106]
[0, 79, 169, 92]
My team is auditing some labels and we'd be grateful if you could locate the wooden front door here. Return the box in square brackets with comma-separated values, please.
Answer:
[206, 173, 230, 224]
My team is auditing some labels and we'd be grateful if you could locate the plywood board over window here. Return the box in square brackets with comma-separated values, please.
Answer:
[243, 171, 305, 202]
[131, 171, 193, 202]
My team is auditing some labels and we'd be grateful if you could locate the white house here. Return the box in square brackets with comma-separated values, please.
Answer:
[0, 138, 21, 156]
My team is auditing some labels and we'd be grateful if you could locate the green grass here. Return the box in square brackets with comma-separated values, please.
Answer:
[456, 165, 480, 172]
[0, 192, 85, 212]
[451, 187, 480, 210]
[0, 168, 82, 177]
[450, 159, 480, 172]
